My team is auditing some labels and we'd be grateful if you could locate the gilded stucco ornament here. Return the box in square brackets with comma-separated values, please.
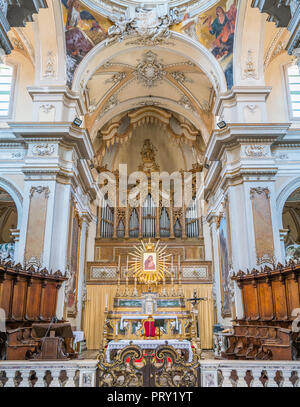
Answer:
[107, 6, 182, 43]
[134, 51, 166, 88]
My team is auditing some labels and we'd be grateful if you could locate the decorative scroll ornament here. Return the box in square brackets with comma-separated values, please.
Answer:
[250, 187, 270, 200]
[243, 49, 257, 79]
[108, 7, 182, 43]
[128, 240, 171, 285]
[40, 104, 55, 114]
[29, 186, 50, 198]
[43, 50, 56, 78]
[97, 344, 200, 387]
[245, 145, 267, 158]
[32, 143, 55, 157]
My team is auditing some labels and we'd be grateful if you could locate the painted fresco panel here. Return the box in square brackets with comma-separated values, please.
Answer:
[61, 0, 111, 86]
[172, 0, 238, 89]
[218, 216, 231, 316]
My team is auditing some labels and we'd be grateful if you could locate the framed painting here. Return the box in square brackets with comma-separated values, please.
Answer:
[143, 252, 157, 272]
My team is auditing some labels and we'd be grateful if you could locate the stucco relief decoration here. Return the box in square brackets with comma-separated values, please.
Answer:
[108, 6, 181, 44]
[172, 0, 237, 89]
[243, 49, 257, 79]
[43, 50, 56, 78]
[29, 186, 50, 198]
[32, 144, 55, 157]
[250, 187, 270, 200]
[245, 145, 268, 158]
[134, 51, 166, 88]
[40, 104, 55, 114]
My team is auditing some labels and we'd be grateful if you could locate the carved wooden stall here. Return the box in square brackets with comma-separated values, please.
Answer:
[0, 260, 75, 360]
[221, 262, 300, 360]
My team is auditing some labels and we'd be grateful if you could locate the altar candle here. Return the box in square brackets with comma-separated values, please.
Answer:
[105, 294, 108, 308]
[178, 255, 181, 273]
[118, 255, 120, 272]
[126, 256, 129, 272]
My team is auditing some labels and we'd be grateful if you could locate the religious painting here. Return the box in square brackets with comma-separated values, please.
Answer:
[143, 252, 157, 272]
[129, 240, 170, 284]
[172, 0, 238, 89]
[66, 209, 81, 317]
[250, 187, 274, 265]
[218, 216, 231, 317]
[60, 0, 111, 87]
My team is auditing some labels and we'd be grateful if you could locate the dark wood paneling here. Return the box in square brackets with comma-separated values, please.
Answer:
[40, 282, 58, 320]
[0, 277, 13, 317]
[243, 284, 259, 320]
[257, 282, 274, 320]
[25, 280, 42, 321]
[272, 281, 288, 320]
[11, 278, 27, 320]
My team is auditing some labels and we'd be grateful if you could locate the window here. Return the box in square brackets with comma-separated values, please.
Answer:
[0, 64, 14, 118]
[286, 64, 300, 119]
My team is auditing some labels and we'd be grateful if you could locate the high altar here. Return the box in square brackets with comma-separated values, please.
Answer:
[101, 240, 203, 361]
[83, 138, 214, 351]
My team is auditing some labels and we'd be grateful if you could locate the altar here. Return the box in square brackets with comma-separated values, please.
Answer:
[101, 240, 202, 360]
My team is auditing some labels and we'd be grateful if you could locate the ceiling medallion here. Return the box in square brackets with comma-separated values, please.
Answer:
[134, 51, 166, 88]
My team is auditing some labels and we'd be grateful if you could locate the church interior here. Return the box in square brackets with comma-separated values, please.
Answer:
[0, 0, 300, 388]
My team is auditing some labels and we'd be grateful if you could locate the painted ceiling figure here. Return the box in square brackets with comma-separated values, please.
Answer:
[65, 0, 94, 57]
[206, 1, 237, 60]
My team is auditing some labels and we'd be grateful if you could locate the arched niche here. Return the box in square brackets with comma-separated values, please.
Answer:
[281, 187, 300, 261]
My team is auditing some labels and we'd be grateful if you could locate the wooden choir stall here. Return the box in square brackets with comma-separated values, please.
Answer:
[0, 260, 77, 360]
[221, 262, 300, 360]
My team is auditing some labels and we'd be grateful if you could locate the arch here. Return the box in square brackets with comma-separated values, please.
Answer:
[72, 32, 227, 95]
[233, 0, 266, 86]
[89, 96, 211, 145]
[276, 177, 300, 229]
[0, 177, 23, 231]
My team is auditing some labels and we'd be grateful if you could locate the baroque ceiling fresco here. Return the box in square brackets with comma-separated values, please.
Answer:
[60, 0, 237, 171]
[61, 0, 237, 89]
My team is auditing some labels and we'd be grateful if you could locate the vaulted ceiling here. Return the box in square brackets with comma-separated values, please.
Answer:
[84, 47, 215, 141]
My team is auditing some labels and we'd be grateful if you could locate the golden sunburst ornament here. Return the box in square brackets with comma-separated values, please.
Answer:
[128, 239, 171, 285]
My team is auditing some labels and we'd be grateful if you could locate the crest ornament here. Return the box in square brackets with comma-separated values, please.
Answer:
[134, 51, 166, 88]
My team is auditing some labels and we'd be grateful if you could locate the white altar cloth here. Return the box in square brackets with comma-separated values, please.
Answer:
[120, 315, 178, 330]
[106, 339, 193, 363]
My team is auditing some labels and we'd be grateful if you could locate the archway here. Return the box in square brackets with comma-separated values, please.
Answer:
[282, 187, 300, 261]
[0, 187, 18, 261]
